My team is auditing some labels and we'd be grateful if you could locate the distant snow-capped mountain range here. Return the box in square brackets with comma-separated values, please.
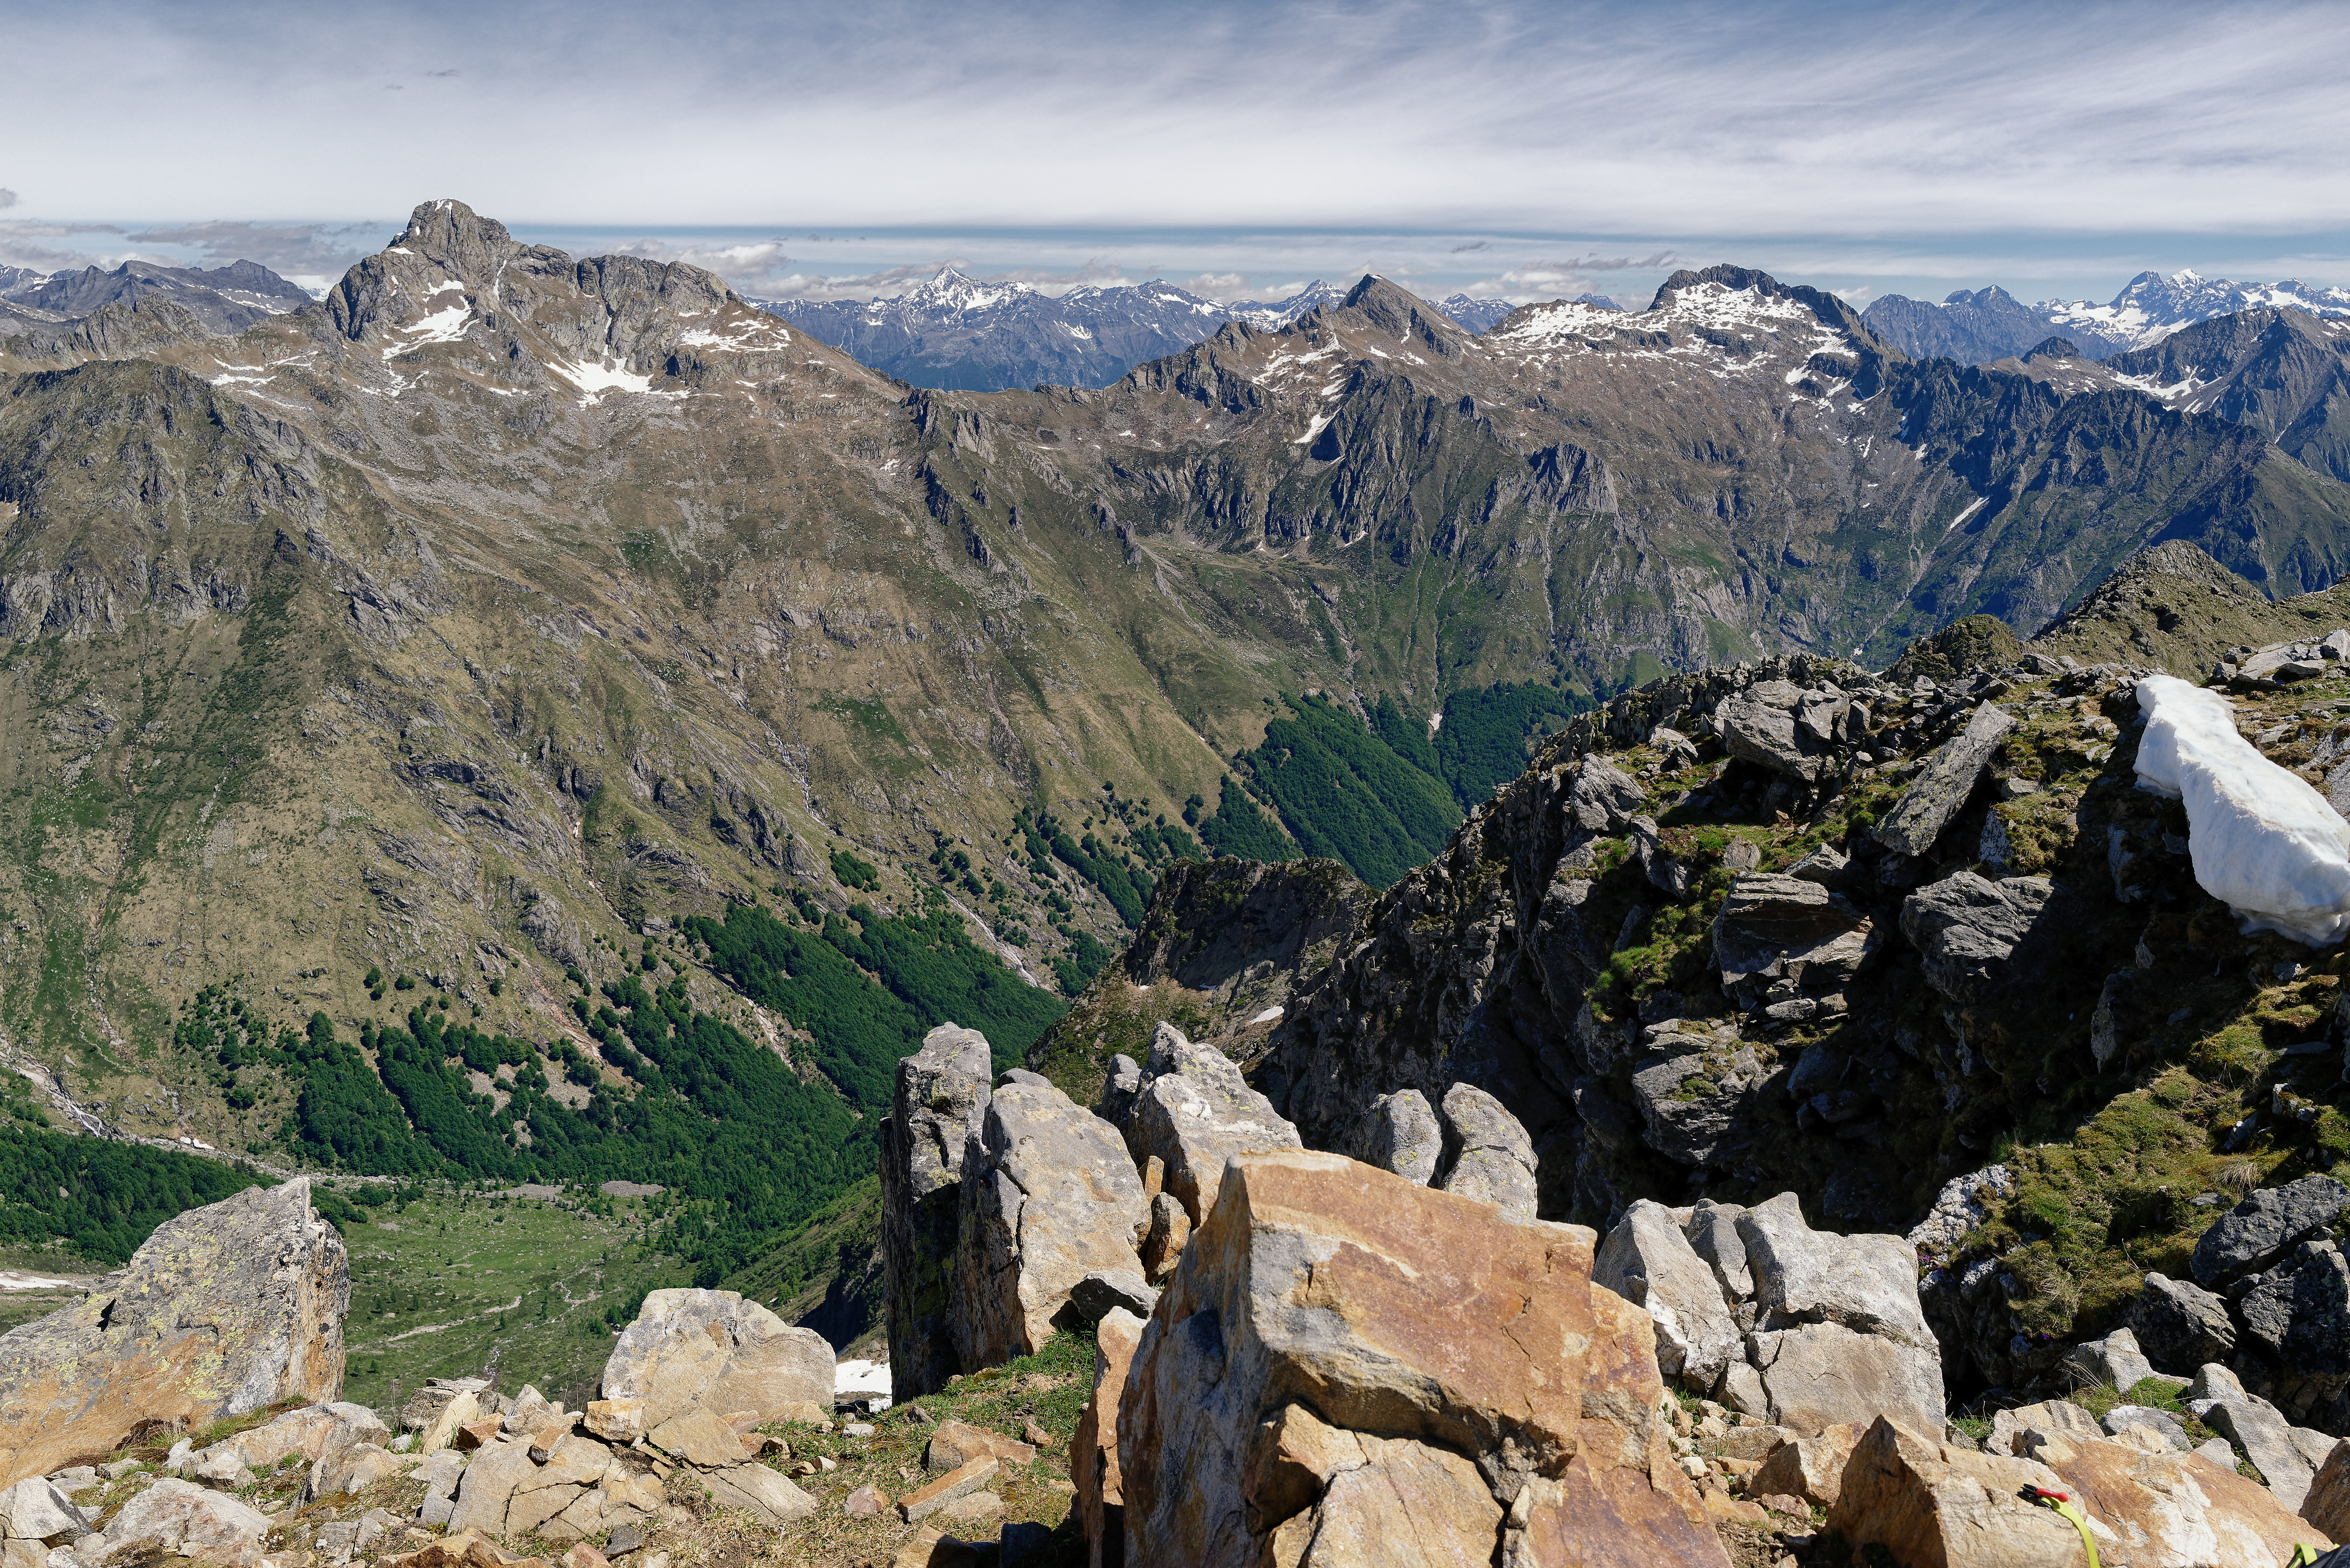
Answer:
[749, 270, 1552, 391]
[1863, 269, 2350, 366]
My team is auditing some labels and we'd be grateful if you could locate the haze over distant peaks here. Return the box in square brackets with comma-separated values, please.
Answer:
[0, 257, 313, 337]
[753, 271, 1516, 391]
[1864, 267, 2350, 366]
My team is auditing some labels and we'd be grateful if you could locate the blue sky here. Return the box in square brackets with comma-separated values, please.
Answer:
[3, 0, 2345, 308]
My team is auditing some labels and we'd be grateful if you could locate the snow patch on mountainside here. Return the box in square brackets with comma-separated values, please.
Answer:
[2134, 674, 2350, 945]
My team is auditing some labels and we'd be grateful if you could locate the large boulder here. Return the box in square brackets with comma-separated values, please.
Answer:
[1594, 1200, 1741, 1392]
[0, 1178, 346, 1486]
[1715, 681, 1852, 783]
[1737, 1192, 1944, 1437]
[1899, 873, 2077, 1007]
[881, 1022, 995, 1397]
[2233, 1241, 2350, 1420]
[2188, 1174, 2349, 1288]
[2307, 1439, 2350, 1543]
[1124, 1022, 1300, 1228]
[1116, 1150, 1726, 1568]
[0, 1479, 90, 1550]
[1433, 1083, 1536, 1217]
[1711, 874, 1878, 1011]
[2188, 1363, 2319, 1508]
[84, 1477, 272, 1567]
[953, 1072, 1149, 1369]
[1872, 702, 2014, 857]
[1345, 1089, 1441, 1186]
[2033, 1424, 2328, 1565]
[2124, 1272, 2238, 1371]
[1627, 1032, 1763, 1167]
[597, 1289, 830, 1429]
[1828, 1419, 2094, 1567]
[197, 1400, 390, 1471]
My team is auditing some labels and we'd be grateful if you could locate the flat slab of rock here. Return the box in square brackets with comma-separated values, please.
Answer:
[696, 1462, 815, 1526]
[598, 1288, 830, 1429]
[86, 1477, 271, 1568]
[900, 1457, 998, 1521]
[1873, 702, 2013, 857]
[924, 1419, 1034, 1473]
[648, 1410, 750, 1469]
[953, 1076, 1150, 1370]
[0, 1179, 347, 1485]
[2190, 1363, 2316, 1508]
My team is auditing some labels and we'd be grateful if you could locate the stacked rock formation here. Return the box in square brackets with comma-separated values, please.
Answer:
[1593, 1192, 1946, 1439]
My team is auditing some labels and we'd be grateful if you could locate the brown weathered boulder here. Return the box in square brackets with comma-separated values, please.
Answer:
[2307, 1439, 2350, 1542]
[2035, 1428, 2330, 1566]
[953, 1073, 1150, 1369]
[1828, 1418, 2091, 1567]
[881, 1022, 995, 1397]
[1750, 1423, 1863, 1507]
[925, 1419, 1036, 1473]
[0, 1178, 347, 1485]
[1075, 1307, 1145, 1568]
[900, 1457, 998, 1521]
[1117, 1150, 1725, 1568]
[1260, 1432, 1501, 1568]
[1125, 1022, 1301, 1228]
[597, 1288, 830, 1428]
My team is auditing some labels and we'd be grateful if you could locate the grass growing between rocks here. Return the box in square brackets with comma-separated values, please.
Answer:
[768, 1326, 1096, 1568]
[341, 1190, 688, 1415]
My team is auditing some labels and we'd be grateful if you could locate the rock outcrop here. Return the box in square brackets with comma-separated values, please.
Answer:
[1595, 1192, 1943, 1438]
[1113, 1150, 1726, 1568]
[953, 1071, 1149, 1367]
[596, 1289, 830, 1429]
[1832, 1415, 2329, 1568]
[881, 1024, 994, 1397]
[0, 1178, 347, 1485]
[1122, 1023, 1301, 1227]
[1073, 1307, 1145, 1568]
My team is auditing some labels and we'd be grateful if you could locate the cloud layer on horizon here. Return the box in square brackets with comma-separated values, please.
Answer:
[1, 0, 2342, 305]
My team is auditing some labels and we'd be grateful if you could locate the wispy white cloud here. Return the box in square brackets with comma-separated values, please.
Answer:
[0, 0, 2342, 304]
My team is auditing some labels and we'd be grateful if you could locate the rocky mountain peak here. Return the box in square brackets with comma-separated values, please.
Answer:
[392, 197, 524, 281]
[1337, 273, 1468, 353]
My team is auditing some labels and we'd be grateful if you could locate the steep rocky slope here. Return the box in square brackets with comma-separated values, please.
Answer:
[8, 198, 2350, 1330]
[1029, 540, 2350, 1428]
[1991, 308, 2350, 485]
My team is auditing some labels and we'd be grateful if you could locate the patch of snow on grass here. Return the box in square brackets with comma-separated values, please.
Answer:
[836, 1357, 891, 1407]
[2136, 674, 2350, 944]
[1943, 497, 1987, 534]
[551, 358, 654, 400]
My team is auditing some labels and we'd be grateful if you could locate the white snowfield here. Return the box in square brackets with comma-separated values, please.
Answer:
[2134, 675, 2350, 944]
[834, 1356, 891, 1408]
